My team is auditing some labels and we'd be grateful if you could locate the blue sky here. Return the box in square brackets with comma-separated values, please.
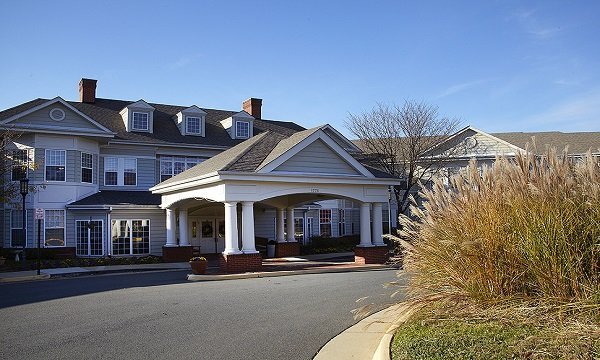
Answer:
[1, 1, 599, 137]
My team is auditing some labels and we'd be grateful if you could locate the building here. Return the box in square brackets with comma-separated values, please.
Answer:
[0, 79, 397, 272]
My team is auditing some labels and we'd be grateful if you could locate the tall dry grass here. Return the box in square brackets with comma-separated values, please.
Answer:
[401, 148, 600, 303]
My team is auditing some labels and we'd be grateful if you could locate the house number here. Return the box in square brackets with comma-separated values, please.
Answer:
[311, 188, 319, 193]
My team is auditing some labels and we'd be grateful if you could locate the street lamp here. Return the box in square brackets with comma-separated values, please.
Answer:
[19, 177, 29, 270]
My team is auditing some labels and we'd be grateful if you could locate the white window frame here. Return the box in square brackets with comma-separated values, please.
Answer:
[186, 116, 202, 135]
[76, 219, 104, 256]
[111, 219, 151, 256]
[44, 209, 66, 248]
[10, 209, 27, 248]
[104, 157, 137, 186]
[319, 209, 332, 237]
[11, 149, 29, 181]
[45, 149, 66, 182]
[159, 156, 205, 182]
[132, 112, 149, 131]
[235, 121, 250, 139]
[81, 152, 93, 184]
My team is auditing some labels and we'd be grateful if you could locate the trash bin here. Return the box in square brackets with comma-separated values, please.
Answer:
[267, 240, 276, 258]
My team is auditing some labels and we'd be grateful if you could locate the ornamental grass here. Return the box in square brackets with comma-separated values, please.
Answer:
[400, 147, 600, 304]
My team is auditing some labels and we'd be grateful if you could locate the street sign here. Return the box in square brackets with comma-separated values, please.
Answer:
[35, 208, 44, 220]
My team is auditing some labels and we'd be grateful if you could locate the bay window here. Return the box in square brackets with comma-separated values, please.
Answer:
[111, 219, 150, 255]
[45, 209, 65, 247]
[104, 157, 137, 186]
[45, 149, 66, 181]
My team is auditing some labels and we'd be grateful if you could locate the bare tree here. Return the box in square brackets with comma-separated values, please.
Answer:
[346, 100, 460, 218]
[0, 129, 37, 206]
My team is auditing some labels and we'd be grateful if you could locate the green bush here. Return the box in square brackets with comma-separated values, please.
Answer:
[402, 149, 600, 302]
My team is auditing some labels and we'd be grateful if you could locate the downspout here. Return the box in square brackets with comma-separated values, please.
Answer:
[106, 207, 112, 257]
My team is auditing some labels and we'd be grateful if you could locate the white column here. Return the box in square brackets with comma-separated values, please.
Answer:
[371, 203, 384, 246]
[179, 208, 189, 246]
[224, 202, 241, 254]
[286, 207, 296, 242]
[276, 208, 285, 243]
[241, 202, 258, 253]
[165, 208, 177, 246]
[359, 202, 372, 247]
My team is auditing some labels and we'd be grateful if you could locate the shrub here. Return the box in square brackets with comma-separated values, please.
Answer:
[401, 148, 600, 302]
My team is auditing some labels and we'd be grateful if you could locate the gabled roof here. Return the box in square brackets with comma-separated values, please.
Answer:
[152, 125, 397, 191]
[0, 97, 305, 148]
[492, 131, 600, 154]
[0, 97, 115, 136]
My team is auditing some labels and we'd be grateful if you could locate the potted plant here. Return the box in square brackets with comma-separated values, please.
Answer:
[189, 256, 208, 275]
[267, 240, 277, 258]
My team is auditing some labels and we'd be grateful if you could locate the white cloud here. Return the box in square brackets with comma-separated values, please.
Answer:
[437, 79, 490, 99]
[509, 8, 561, 40]
[524, 91, 600, 131]
[168, 54, 203, 70]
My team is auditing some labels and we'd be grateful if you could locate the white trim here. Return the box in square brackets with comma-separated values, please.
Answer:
[131, 112, 150, 131]
[423, 125, 525, 157]
[257, 129, 375, 177]
[10, 209, 27, 248]
[235, 121, 250, 139]
[45, 149, 67, 182]
[185, 116, 203, 135]
[75, 219, 104, 256]
[110, 218, 152, 256]
[49, 108, 65, 121]
[320, 124, 361, 152]
[81, 152, 93, 184]
[44, 209, 66, 248]
[107, 139, 229, 150]
[0, 97, 115, 134]
[0, 125, 115, 138]
[103, 157, 137, 186]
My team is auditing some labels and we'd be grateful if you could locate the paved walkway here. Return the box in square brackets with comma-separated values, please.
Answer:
[0, 252, 377, 283]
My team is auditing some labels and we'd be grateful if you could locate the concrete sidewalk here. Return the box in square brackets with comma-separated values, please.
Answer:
[314, 302, 413, 360]
[0, 252, 389, 283]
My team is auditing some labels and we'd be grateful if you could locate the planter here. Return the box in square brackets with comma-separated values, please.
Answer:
[189, 260, 208, 275]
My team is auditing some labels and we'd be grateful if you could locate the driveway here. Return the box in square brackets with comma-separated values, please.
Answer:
[0, 269, 404, 360]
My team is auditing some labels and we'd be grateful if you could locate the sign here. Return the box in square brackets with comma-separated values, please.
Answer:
[35, 208, 44, 220]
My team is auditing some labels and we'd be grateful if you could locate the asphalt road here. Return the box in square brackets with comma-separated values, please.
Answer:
[0, 269, 404, 360]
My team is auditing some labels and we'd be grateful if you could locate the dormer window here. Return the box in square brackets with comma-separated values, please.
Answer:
[132, 112, 149, 131]
[236, 121, 250, 139]
[119, 100, 155, 133]
[173, 106, 206, 137]
[186, 116, 202, 135]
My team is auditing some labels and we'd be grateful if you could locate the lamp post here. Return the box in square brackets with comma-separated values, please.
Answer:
[19, 177, 29, 270]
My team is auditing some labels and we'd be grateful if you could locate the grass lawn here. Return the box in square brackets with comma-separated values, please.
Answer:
[391, 316, 600, 360]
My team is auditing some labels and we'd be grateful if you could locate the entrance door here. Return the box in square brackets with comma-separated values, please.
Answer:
[76, 220, 104, 256]
[192, 217, 225, 254]
[305, 218, 313, 244]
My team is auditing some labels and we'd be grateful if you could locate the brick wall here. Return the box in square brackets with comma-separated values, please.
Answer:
[275, 242, 301, 257]
[354, 245, 389, 264]
[220, 253, 262, 273]
[162, 246, 193, 262]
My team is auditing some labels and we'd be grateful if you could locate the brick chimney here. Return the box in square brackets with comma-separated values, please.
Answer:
[243, 98, 262, 119]
[79, 78, 97, 103]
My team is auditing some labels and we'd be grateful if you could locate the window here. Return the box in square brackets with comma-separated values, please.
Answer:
[81, 152, 93, 183]
[235, 121, 250, 138]
[338, 209, 346, 237]
[132, 112, 149, 131]
[11, 210, 26, 247]
[319, 209, 332, 237]
[104, 157, 118, 185]
[124, 158, 137, 186]
[45, 210, 65, 247]
[45, 150, 66, 181]
[186, 116, 202, 135]
[11, 150, 29, 181]
[294, 218, 304, 242]
[111, 219, 150, 255]
[104, 157, 136, 186]
[76, 220, 103, 256]
[160, 156, 206, 182]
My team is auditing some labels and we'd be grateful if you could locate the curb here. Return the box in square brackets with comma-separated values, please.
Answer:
[0, 274, 50, 283]
[187, 265, 394, 281]
[314, 302, 413, 360]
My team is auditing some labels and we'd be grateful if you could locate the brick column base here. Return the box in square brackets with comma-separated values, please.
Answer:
[275, 242, 301, 257]
[354, 245, 389, 264]
[220, 253, 263, 273]
[162, 246, 193, 262]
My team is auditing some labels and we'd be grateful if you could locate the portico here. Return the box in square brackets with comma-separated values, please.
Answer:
[151, 126, 399, 273]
